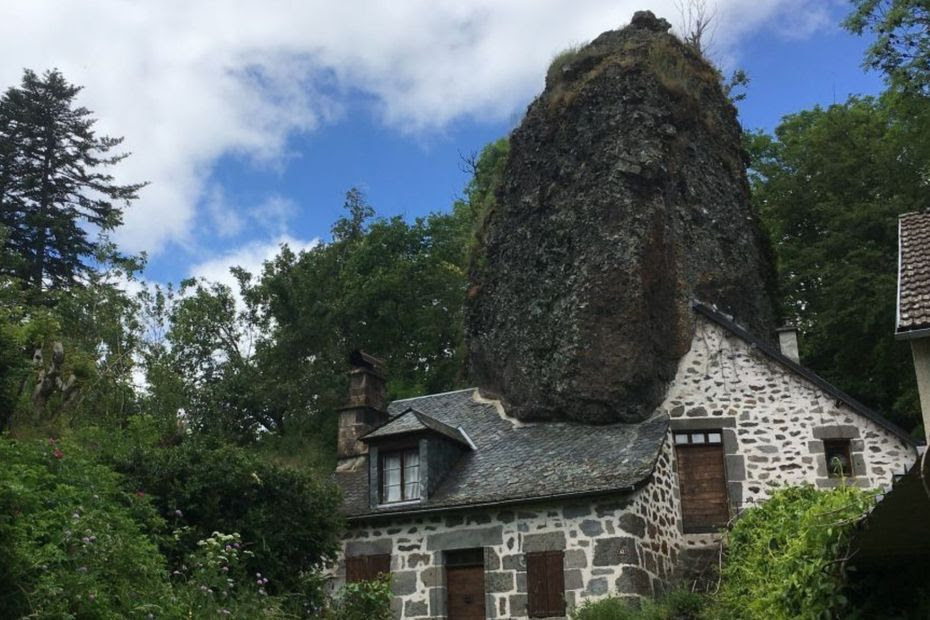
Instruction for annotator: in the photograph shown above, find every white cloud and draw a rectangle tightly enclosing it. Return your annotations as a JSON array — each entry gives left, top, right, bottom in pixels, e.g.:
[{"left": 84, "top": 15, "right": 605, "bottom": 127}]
[
  {"left": 189, "top": 235, "right": 319, "bottom": 293},
  {"left": 251, "top": 195, "right": 298, "bottom": 236},
  {"left": 0, "top": 1, "right": 834, "bottom": 255},
  {"left": 204, "top": 185, "right": 246, "bottom": 239}
]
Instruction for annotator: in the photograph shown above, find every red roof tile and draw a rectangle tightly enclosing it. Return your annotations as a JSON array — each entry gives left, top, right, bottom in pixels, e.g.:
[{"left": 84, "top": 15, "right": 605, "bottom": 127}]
[{"left": 897, "top": 212, "right": 930, "bottom": 334}]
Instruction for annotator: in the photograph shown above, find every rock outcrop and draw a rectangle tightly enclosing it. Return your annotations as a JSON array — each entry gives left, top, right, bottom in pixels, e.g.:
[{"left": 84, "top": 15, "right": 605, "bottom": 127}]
[{"left": 465, "top": 11, "right": 776, "bottom": 424}]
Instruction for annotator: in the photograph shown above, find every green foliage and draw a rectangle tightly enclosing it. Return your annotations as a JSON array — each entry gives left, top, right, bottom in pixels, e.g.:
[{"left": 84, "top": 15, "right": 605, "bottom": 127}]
[
  {"left": 80, "top": 424, "right": 344, "bottom": 602},
  {"left": 171, "top": 531, "right": 290, "bottom": 619},
  {"left": 571, "top": 588, "right": 705, "bottom": 620},
  {"left": 324, "top": 576, "right": 393, "bottom": 620},
  {"left": 845, "top": 0, "right": 930, "bottom": 94},
  {"left": 0, "top": 436, "right": 172, "bottom": 618},
  {"left": 0, "top": 69, "right": 145, "bottom": 291},
  {"left": 748, "top": 94, "right": 930, "bottom": 433},
  {"left": 709, "top": 485, "right": 874, "bottom": 620},
  {"left": 242, "top": 187, "right": 472, "bottom": 449}
]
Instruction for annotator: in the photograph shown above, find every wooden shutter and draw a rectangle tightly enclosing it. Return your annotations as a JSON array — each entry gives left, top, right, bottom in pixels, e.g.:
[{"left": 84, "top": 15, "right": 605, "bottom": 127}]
[
  {"left": 526, "top": 550, "right": 564, "bottom": 618},
  {"left": 545, "top": 551, "right": 565, "bottom": 616},
  {"left": 677, "top": 442, "right": 729, "bottom": 532},
  {"left": 346, "top": 554, "right": 391, "bottom": 583},
  {"left": 369, "top": 554, "right": 391, "bottom": 579},
  {"left": 346, "top": 556, "right": 366, "bottom": 583}
]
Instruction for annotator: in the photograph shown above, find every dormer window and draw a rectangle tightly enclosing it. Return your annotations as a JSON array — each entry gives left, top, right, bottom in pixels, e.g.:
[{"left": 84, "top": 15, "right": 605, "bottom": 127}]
[{"left": 381, "top": 448, "right": 420, "bottom": 503}]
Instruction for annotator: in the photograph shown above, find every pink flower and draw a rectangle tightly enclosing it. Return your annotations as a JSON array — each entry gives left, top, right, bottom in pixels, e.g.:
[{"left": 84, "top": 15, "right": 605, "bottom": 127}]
[{"left": 52, "top": 449, "right": 64, "bottom": 460}]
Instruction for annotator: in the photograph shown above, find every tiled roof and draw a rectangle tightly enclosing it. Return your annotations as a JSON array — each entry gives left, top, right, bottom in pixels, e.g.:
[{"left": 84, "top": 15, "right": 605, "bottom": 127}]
[
  {"left": 361, "top": 407, "right": 471, "bottom": 446},
  {"left": 897, "top": 212, "right": 930, "bottom": 335},
  {"left": 337, "top": 389, "right": 668, "bottom": 519}
]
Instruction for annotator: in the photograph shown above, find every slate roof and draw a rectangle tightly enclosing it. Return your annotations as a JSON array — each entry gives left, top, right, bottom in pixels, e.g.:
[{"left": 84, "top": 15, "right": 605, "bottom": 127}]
[
  {"left": 337, "top": 389, "right": 669, "bottom": 519},
  {"left": 897, "top": 212, "right": 930, "bottom": 336},
  {"left": 361, "top": 407, "right": 471, "bottom": 447},
  {"left": 694, "top": 302, "right": 915, "bottom": 445}
]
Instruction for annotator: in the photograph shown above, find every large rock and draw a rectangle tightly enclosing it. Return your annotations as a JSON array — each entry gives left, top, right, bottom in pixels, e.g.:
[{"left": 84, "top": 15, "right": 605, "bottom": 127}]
[{"left": 465, "top": 11, "right": 776, "bottom": 423}]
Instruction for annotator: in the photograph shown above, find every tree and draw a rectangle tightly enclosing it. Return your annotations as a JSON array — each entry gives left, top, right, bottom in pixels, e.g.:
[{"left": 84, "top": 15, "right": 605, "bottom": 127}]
[
  {"left": 0, "top": 69, "right": 145, "bottom": 292},
  {"left": 747, "top": 95, "right": 930, "bottom": 432},
  {"left": 846, "top": 1, "right": 930, "bottom": 93},
  {"left": 675, "top": 0, "right": 717, "bottom": 57}
]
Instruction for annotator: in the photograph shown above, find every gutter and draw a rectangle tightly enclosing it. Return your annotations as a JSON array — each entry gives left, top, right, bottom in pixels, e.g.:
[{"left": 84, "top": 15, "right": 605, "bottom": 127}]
[{"left": 345, "top": 481, "right": 644, "bottom": 523}]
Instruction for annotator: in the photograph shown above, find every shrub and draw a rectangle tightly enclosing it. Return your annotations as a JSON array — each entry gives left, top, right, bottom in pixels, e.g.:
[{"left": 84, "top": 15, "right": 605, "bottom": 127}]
[
  {"left": 172, "top": 531, "right": 289, "bottom": 619},
  {"left": 325, "top": 576, "right": 392, "bottom": 620},
  {"left": 571, "top": 588, "right": 704, "bottom": 620},
  {"left": 572, "top": 595, "right": 640, "bottom": 620},
  {"left": 81, "top": 425, "right": 344, "bottom": 605},
  {"left": 708, "top": 484, "right": 874, "bottom": 619},
  {"left": 0, "top": 436, "right": 172, "bottom": 618}
]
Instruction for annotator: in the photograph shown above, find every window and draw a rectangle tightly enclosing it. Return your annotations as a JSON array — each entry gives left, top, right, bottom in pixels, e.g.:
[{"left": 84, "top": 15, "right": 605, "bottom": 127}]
[
  {"left": 526, "top": 551, "right": 565, "bottom": 618},
  {"left": 346, "top": 554, "right": 390, "bottom": 583},
  {"left": 824, "top": 439, "right": 853, "bottom": 477},
  {"left": 674, "top": 430, "right": 722, "bottom": 446},
  {"left": 380, "top": 447, "right": 420, "bottom": 503}
]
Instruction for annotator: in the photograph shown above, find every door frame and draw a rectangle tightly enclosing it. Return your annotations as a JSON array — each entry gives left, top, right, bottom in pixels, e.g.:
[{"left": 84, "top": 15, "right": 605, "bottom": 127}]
[{"left": 444, "top": 548, "right": 487, "bottom": 620}]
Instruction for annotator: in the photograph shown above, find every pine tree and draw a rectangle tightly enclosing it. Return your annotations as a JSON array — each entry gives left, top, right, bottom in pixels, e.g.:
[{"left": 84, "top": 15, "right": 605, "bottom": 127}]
[{"left": 0, "top": 69, "right": 145, "bottom": 292}]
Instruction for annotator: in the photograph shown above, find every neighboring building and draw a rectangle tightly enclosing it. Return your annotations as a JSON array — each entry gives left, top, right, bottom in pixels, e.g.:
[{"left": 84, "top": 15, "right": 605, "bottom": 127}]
[
  {"left": 847, "top": 210, "right": 930, "bottom": 571},
  {"left": 332, "top": 303, "right": 917, "bottom": 619},
  {"left": 896, "top": 211, "right": 930, "bottom": 442}
]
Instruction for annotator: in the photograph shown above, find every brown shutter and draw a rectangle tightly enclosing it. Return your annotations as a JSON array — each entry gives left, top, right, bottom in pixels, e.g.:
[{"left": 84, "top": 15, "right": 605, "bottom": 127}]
[
  {"left": 346, "top": 554, "right": 391, "bottom": 583},
  {"left": 346, "top": 556, "right": 365, "bottom": 583},
  {"left": 526, "top": 552, "right": 548, "bottom": 618},
  {"left": 545, "top": 551, "right": 565, "bottom": 616},
  {"left": 369, "top": 554, "right": 391, "bottom": 579}
]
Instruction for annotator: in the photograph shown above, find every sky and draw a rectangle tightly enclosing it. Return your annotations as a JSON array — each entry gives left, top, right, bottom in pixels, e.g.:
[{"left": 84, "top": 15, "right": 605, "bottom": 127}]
[{"left": 0, "top": 0, "right": 885, "bottom": 290}]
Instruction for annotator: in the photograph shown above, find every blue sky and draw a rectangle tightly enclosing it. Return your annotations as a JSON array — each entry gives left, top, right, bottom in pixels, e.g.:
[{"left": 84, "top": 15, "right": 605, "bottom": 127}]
[{"left": 0, "top": 1, "right": 886, "bottom": 288}]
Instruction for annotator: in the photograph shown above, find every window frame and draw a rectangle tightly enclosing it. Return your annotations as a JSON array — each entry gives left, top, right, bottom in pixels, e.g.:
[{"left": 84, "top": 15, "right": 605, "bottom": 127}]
[
  {"left": 379, "top": 446, "right": 420, "bottom": 504},
  {"left": 526, "top": 550, "right": 565, "bottom": 618},
  {"left": 823, "top": 439, "right": 854, "bottom": 478}
]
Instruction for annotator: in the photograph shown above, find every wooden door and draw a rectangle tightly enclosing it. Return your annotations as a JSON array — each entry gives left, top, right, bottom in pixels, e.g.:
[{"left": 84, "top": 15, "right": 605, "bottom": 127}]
[
  {"left": 675, "top": 430, "right": 729, "bottom": 532},
  {"left": 446, "top": 564, "right": 486, "bottom": 620}
]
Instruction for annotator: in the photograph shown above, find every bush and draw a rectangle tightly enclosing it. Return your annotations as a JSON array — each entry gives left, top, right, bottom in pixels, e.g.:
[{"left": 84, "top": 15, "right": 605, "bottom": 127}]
[
  {"left": 0, "top": 436, "right": 172, "bottom": 618},
  {"left": 708, "top": 484, "right": 874, "bottom": 619},
  {"left": 571, "top": 588, "right": 704, "bottom": 620},
  {"left": 79, "top": 423, "right": 344, "bottom": 606},
  {"left": 325, "top": 576, "right": 392, "bottom": 620}
]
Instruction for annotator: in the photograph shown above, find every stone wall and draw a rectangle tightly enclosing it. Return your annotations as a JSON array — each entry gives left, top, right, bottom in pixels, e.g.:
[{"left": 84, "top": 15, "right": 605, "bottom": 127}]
[
  {"left": 331, "top": 314, "right": 917, "bottom": 617},
  {"left": 659, "top": 316, "right": 916, "bottom": 547},
  {"left": 333, "top": 444, "right": 681, "bottom": 619}
]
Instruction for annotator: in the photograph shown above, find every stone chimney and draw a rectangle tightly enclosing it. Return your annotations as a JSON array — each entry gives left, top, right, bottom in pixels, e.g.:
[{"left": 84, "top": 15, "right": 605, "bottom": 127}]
[
  {"left": 776, "top": 326, "right": 800, "bottom": 364},
  {"left": 336, "top": 350, "right": 389, "bottom": 460}
]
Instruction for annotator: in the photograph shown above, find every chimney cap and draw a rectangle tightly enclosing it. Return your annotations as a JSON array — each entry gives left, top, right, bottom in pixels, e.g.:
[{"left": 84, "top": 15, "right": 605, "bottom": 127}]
[
  {"left": 776, "top": 325, "right": 797, "bottom": 333},
  {"left": 349, "top": 349, "right": 386, "bottom": 373}
]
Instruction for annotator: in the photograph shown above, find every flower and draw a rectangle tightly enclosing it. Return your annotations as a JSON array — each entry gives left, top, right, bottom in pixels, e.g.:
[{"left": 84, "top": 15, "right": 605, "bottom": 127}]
[
  {"left": 174, "top": 509, "right": 183, "bottom": 518},
  {"left": 134, "top": 490, "right": 145, "bottom": 498},
  {"left": 52, "top": 448, "right": 64, "bottom": 460}
]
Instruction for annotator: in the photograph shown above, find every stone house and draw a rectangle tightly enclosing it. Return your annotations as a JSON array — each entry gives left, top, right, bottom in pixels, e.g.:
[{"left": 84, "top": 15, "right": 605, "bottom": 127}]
[{"left": 332, "top": 302, "right": 917, "bottom": 619}]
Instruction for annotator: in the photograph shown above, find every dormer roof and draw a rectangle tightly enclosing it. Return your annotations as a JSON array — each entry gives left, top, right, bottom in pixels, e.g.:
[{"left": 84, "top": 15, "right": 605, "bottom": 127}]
[{"left": 361, "top": 407, "right": 472, "bottom": 447}]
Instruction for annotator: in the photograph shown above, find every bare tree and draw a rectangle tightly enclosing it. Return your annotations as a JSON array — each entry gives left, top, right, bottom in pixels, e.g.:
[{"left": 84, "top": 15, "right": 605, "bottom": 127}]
[{"left": 675, "top": 0, "right": 718, "bottom": 57}]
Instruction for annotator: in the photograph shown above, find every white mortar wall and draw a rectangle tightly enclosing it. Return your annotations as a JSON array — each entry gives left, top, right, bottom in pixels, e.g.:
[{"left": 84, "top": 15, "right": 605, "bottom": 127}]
[{"left": 660, "top": 317, "right": 916, "bottom": 547}]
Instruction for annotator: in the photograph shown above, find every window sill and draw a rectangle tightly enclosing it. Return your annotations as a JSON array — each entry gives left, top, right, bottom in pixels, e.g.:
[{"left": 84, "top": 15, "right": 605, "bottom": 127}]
[{"left": 377, "top": 499, "right": 422, "bottom": 508}]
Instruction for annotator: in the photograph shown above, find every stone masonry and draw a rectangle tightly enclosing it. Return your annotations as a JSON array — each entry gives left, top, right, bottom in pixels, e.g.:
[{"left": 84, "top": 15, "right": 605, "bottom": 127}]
[
  {"left": 334, "top": 437, "right": 680, "bottom": 619},
  {"left": 332, "top": 311, "right": 917, "bottom": 617}
]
